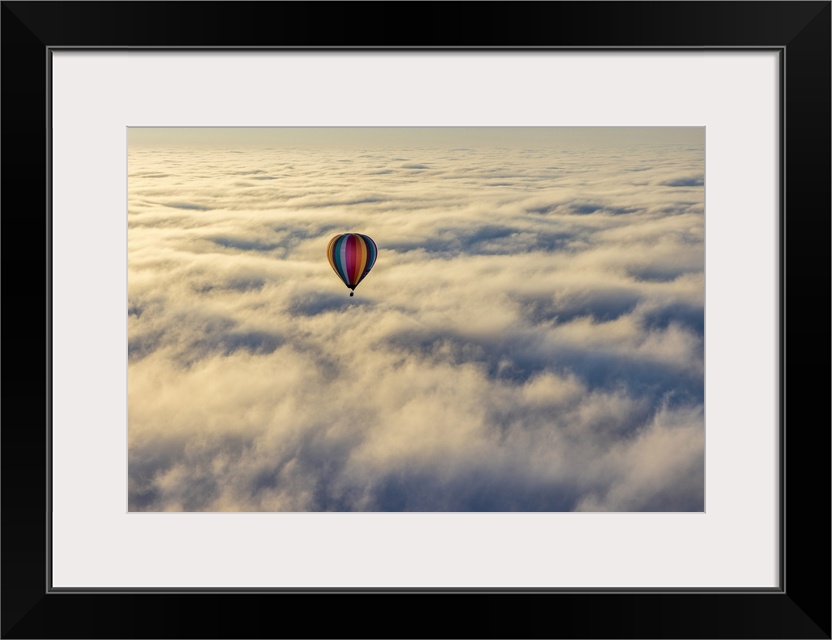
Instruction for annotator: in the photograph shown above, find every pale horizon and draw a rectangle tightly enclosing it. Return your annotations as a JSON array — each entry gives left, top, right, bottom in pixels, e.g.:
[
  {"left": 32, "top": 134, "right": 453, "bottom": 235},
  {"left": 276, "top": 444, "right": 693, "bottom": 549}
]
[{"left": 128, "top": 126, "right": 704, "bottom": 149}]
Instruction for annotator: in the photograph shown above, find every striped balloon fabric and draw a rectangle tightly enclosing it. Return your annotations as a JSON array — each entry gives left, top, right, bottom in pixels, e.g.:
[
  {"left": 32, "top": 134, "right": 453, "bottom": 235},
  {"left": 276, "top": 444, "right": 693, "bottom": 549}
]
[{"left": 326, "top": 233, "right": 378, "bottom": 296}]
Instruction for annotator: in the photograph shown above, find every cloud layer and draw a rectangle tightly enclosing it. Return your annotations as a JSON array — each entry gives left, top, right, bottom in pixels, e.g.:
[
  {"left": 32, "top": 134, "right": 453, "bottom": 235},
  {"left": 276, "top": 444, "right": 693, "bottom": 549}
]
[{"left": 128, "top": 129, "right": 705, "bottom": 511}]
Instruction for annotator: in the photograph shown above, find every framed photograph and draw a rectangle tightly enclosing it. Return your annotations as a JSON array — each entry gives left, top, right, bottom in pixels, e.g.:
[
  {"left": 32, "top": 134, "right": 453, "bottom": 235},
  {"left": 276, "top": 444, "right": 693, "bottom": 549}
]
[{"left": 3, "top": 2, "right": 829, "bottom": 638}]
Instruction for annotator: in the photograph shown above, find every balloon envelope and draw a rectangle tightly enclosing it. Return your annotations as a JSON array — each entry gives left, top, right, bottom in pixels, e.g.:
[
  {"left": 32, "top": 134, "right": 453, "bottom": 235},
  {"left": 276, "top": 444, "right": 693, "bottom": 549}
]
[{"left": 326, "top": 233, "right": 377, "bottom": 292}]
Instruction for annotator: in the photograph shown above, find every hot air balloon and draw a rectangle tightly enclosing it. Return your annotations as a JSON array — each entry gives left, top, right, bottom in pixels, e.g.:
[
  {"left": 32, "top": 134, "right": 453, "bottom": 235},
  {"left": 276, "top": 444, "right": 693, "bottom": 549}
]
[{"left": 326, "top": 233, "right": 377, "bottom": 296}]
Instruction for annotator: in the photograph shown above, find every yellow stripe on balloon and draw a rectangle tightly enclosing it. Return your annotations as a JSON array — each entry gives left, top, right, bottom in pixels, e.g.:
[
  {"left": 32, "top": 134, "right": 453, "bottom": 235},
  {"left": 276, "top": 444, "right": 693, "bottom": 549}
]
[
  {"left": 354, "top": 236, "right": 368, "bottom": 284},
  {"left": 326, "top": 235, "right": 341, "bottom": 276}
]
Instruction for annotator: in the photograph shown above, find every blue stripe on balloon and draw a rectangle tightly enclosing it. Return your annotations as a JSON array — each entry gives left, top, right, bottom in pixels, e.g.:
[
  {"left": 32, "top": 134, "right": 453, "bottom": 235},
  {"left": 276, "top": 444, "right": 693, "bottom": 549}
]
[
  {"left": 335, "top": 235, "right": 350, "bottom": 284},
  {"left": 358, "top": 234, "right": 376, "bottom": 282}
]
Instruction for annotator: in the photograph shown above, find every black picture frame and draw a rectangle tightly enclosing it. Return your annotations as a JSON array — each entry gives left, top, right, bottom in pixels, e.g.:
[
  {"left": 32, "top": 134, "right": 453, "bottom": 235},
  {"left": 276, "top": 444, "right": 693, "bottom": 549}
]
[{"left": 2, "top": 2, "right": 829, "bottom": 638}]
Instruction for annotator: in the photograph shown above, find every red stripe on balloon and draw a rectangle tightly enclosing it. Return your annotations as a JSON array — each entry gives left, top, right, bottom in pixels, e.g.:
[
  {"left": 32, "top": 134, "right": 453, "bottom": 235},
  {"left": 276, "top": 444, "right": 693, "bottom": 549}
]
[{"left": 345, "top": 234, "right": 357, "bottom": 285}]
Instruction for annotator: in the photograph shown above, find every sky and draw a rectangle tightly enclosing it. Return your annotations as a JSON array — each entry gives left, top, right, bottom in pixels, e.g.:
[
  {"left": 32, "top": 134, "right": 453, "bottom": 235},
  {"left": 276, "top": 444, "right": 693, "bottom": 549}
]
[{"left": 127, "top": 127, "right": 705, "bottom": 512}]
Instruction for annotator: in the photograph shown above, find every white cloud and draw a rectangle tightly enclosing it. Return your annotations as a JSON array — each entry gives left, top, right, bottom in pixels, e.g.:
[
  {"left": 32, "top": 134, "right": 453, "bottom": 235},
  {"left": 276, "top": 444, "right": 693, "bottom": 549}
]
[{"left": 128, "top": 130, "right": 704, "bottom": 512}]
